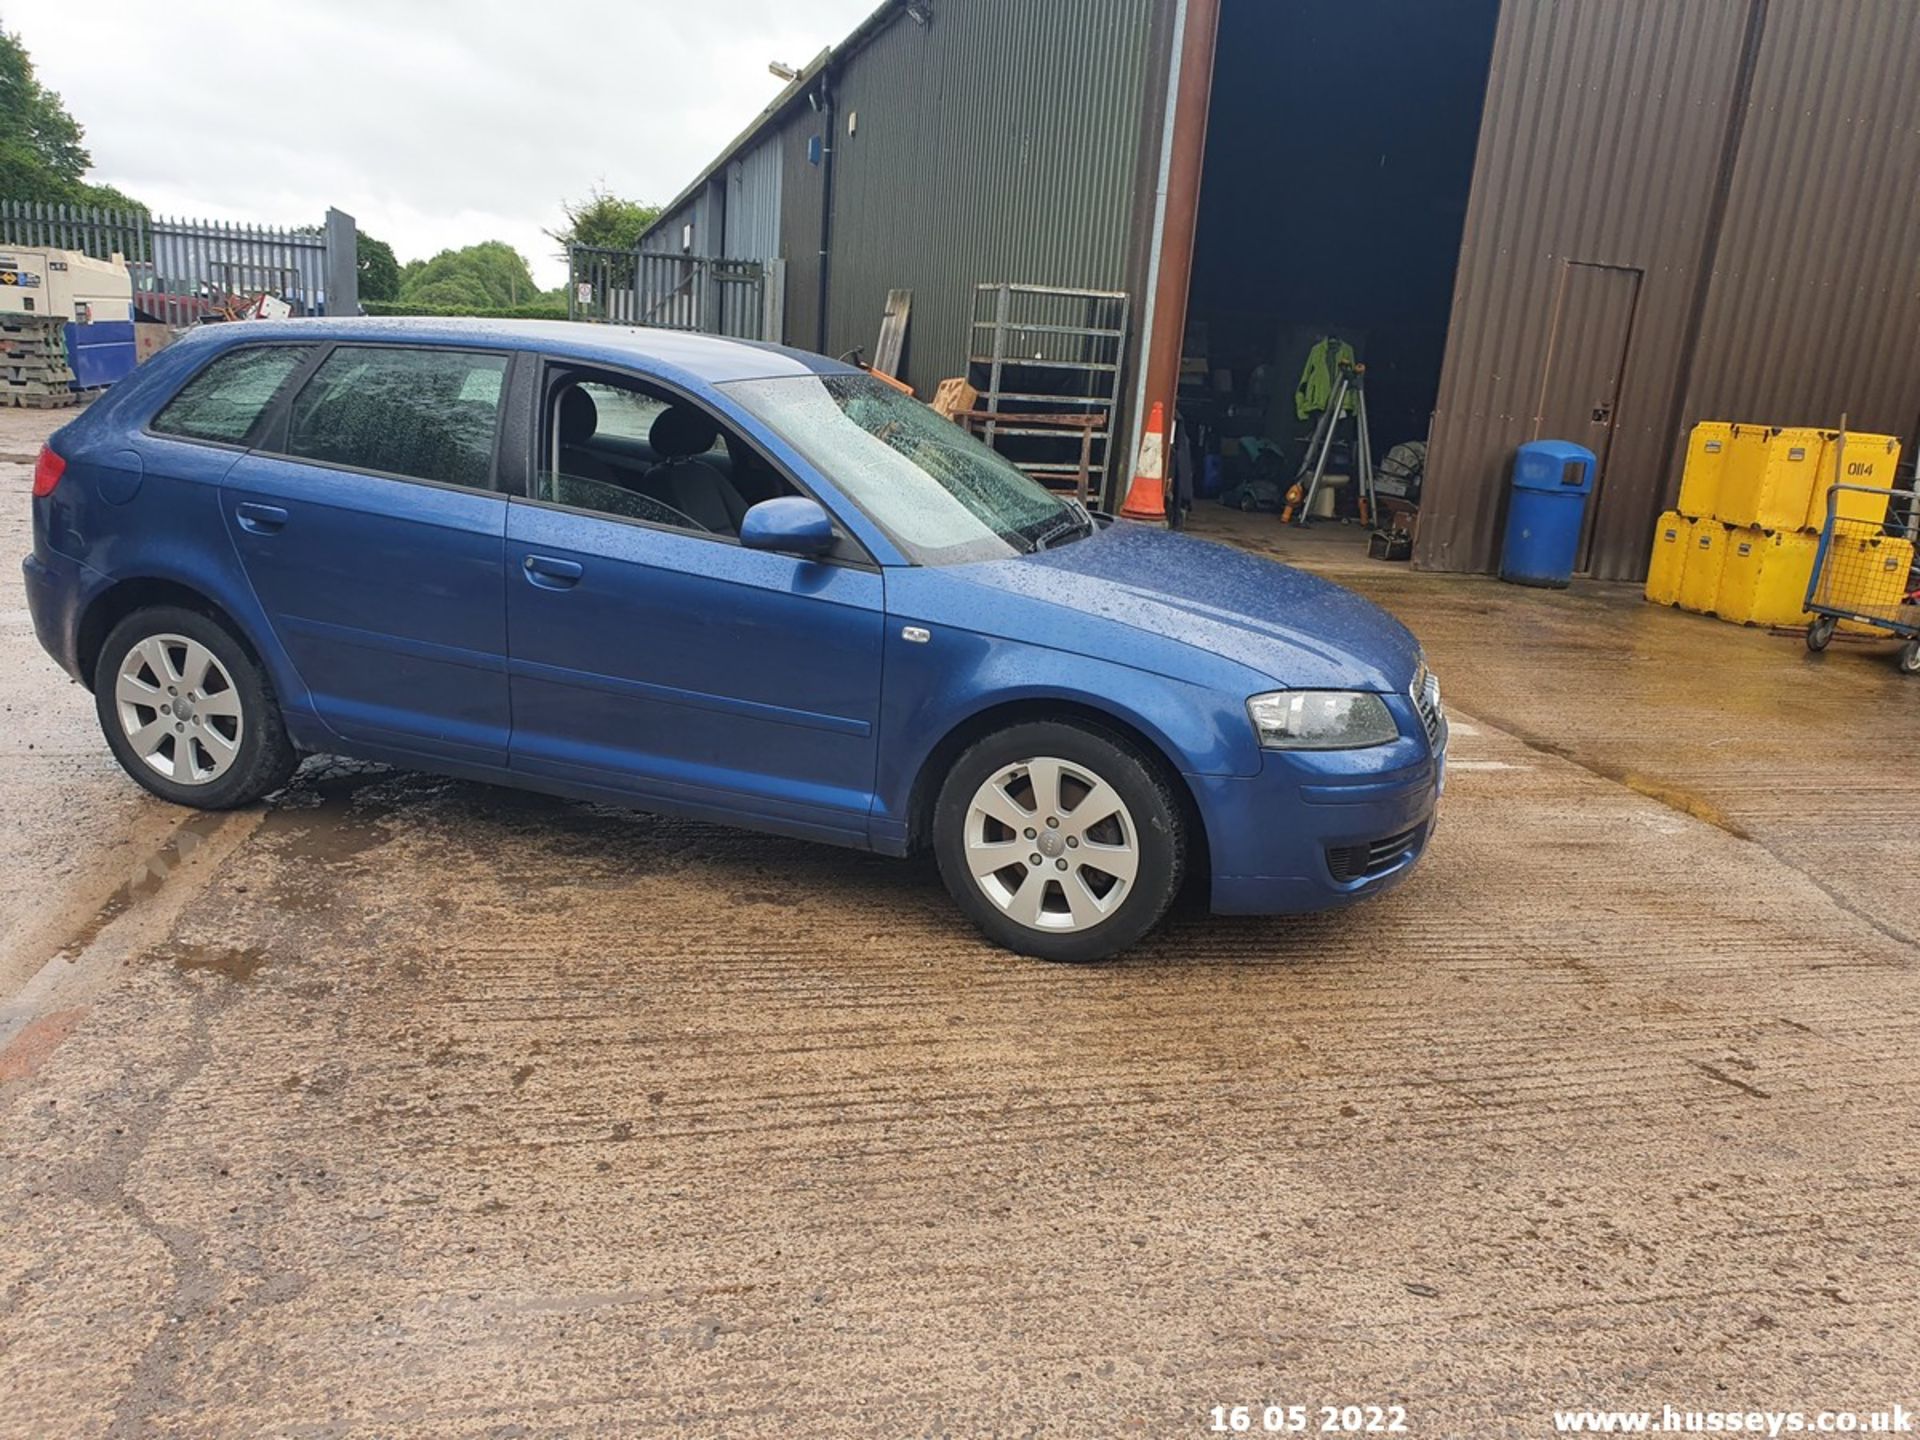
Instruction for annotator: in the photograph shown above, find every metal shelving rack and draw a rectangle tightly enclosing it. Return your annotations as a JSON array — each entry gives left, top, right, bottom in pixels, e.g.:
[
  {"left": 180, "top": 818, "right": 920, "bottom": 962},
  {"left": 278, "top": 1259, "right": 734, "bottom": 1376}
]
[{"left": 969, "top": 283, "right": 1130, "bottom": 504}]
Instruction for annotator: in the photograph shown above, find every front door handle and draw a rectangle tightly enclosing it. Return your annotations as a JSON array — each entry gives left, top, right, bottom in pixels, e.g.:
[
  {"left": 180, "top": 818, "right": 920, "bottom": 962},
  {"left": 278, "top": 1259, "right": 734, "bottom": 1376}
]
[
  {"left": 235, "top": 502, "right": 288, "bottom": 535},
  {"left": 522, "top": 554, "right": 584, "bottom": 590}
]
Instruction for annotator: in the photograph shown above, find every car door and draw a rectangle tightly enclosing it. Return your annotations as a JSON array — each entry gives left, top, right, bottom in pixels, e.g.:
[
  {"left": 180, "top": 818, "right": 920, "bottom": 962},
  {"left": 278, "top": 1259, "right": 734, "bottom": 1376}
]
[
  {"left": 504, "top": 366, "right": 885, "bottom": 843},
  {"left": 222, "top": 343, "right": 516, "bottom": 765}
]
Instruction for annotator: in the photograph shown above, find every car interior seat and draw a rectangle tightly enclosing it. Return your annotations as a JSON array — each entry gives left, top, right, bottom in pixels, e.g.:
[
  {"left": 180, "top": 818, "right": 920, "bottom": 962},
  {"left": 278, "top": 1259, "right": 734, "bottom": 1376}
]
[
  {"left": 557, "top": 387, "right": 625, "bottom": 487},
  {"left": 645, "top": 405, "right": 751, "bottom": 534}
]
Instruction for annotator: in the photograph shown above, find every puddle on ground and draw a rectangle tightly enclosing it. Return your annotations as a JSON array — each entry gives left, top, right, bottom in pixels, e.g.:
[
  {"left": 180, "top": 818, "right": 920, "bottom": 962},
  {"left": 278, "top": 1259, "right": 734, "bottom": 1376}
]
[
  {"left": 259, "top": 764, "right": 401, "bottom": 865},
  {"left": 169, "top": 943, "right": 269, "bottom": 983},
  {"left": 56, "top": 810, "right": 232, "bottom": 961}
]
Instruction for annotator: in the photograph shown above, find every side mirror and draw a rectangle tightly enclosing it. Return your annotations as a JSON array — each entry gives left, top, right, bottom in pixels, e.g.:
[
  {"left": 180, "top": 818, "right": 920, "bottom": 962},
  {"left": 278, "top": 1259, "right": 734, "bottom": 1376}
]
[{"left": 740, "top": 496, "right": 836, "bottom": 557}]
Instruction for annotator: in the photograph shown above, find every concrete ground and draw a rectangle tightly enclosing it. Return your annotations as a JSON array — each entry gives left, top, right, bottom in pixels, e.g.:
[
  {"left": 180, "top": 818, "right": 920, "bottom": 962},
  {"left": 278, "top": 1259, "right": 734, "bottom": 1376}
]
[{"left": 2, "top": 413, "right": 1916, "bottom": 1437}]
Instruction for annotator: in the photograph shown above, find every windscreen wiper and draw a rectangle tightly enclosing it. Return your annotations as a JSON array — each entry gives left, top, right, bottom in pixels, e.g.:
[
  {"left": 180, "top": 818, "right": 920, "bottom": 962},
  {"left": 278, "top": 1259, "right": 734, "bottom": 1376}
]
[{"left": 1030, "top": 501, "right": 1095, "bottom": 551}]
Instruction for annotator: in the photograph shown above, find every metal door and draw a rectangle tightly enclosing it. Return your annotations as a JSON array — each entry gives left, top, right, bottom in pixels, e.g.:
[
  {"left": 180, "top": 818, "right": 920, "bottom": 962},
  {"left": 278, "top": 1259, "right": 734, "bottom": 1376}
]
[
  {"left": 1532, "top": 261, "right": 1642, "bottom": 572},
  {"left": 223, "top": 454, "right": 510, "bottom": 763},
  {"left": 503, "top": 504, "right": 885, "bottom": 845}
]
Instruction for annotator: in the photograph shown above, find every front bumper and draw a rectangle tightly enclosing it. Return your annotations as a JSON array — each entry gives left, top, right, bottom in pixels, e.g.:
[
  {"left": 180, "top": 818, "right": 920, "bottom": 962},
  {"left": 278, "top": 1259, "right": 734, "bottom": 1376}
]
[{"left": 1191, "top": 734, "right": 1445, "bottom": 916}]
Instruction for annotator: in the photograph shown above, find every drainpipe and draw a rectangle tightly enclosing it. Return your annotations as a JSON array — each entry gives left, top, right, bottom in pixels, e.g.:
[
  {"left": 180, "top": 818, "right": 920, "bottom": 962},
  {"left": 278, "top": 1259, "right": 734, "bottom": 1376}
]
[
  {"left": 815, "top": 73, "right": 836, "bottom": 354},
  {"left": 1128, "top": 0, "right": 1221, "bottom": 481}
]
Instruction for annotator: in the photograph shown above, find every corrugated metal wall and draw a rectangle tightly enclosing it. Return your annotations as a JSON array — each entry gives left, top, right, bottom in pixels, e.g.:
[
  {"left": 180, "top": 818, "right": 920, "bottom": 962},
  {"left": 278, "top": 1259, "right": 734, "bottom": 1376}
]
[
  {"left": 641, "top": 196, "right": 700, "bottom": 256},
  {"left": 722, "top": 139, "right": 784, "bottom": 263},
  {"left": 1685, "top": 0, "right": 1920, "bottom": 446},
  {"left": 1423, "top": 0, "right": 1920, "bottom": 581},
  {"left": 1420, "top": 0, "right": 1755, "bottom": 579},
  {"left": 797, "top": 0, "right": 1156, "bottom": 395},
  {"left": 777, "top": 110, "right": 829, "bottom": 349}
]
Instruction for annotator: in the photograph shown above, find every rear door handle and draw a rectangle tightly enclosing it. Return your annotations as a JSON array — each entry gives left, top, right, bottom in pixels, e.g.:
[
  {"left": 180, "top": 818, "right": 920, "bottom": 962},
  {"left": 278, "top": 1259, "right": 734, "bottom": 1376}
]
[
  {"left": 522, "top": 554, "right": 584, "bottom": 590},
  {"left": 235, "top": 502, "right": 288, "bottom": 535}
]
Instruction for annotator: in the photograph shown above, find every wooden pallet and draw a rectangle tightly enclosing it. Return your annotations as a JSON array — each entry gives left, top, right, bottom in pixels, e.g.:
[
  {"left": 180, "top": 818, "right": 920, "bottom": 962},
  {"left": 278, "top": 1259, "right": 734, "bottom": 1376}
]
[{"left": 0, "top": 389, "right": 77, "bottom": 409}]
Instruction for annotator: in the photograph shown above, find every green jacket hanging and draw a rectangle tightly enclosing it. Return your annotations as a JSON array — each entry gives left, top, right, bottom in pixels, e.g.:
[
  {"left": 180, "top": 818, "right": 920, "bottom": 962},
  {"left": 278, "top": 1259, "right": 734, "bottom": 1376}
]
[{"left": 1295, "top": 337, "right": 1357, "bottom": 420}]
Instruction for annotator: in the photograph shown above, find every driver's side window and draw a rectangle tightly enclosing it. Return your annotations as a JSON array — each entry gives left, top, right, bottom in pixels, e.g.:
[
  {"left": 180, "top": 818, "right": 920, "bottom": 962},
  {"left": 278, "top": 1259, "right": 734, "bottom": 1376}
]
[{"left": 533, "top": 368, "right": 791, "bottom": 540}]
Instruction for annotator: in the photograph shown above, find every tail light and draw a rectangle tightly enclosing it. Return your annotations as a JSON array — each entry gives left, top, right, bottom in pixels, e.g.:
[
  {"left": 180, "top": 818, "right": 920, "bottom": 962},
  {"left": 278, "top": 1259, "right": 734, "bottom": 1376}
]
[{"left": 31, "top": 444, "right": 65, "bottom": 499}]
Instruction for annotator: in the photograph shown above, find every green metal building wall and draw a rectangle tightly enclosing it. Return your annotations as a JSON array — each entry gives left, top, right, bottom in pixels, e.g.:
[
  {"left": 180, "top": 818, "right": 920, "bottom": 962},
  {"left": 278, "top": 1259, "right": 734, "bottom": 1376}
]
[{"left": 780, "top": 0, "right": 1160, "bottom": 397}]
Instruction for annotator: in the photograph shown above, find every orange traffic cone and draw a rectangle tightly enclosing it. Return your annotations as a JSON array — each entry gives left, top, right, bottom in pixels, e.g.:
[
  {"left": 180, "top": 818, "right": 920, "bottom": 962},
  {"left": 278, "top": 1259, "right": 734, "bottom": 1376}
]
[{"left": 1119, "top": 401, "right": 1169, "bottom": 522}]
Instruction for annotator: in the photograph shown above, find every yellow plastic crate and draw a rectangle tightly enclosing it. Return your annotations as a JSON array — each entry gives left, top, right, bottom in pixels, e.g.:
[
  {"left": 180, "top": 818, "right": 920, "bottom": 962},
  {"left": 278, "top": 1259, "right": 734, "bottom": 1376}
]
[
  {"left": 1717, "top": 426, "right": 1821, "bottom": 531},
  {"left": 1644, "top": 510, "right": 1689, "bottom": 605},
  {"left": 1715, "top": 526, "right": 1816, "bottom": 626},
  {"left": 1806, "top": 431, "right": 1902, "bottom": 530},
  {"left": 1820, "top": 534, "right": 1915, "bottom": 616},
  {"left": 1676, "top": 423, "right": 1733, "bottom": 520},
  {"left": 1678, "top": 520, "right": 1730, "bottom": 614},
  {"left": 1713, "top": 424, "right": 1772, "bottom": 527}
]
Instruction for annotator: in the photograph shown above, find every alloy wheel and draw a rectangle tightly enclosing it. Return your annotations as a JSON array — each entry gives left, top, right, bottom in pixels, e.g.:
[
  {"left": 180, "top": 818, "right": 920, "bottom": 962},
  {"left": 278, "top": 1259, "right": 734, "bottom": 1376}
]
[
  {"left": 114, "top": 633, "right": 245, "bottom": 786},
  {"left": 963, "top": 755, "right": 1138, "bottom": 932}
]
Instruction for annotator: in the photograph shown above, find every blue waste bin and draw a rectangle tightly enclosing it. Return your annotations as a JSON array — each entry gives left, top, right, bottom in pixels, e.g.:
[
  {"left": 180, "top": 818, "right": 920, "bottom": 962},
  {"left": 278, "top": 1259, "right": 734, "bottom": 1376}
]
[{"left": 1500, "top": 440, "right": 1597, "bottom": 588}]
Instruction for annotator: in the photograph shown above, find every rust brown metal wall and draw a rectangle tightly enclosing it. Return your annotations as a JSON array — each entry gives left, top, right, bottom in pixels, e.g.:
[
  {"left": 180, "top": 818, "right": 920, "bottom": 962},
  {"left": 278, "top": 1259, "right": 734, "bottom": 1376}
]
[
  {"left": 1424, "top": 0, "right": 1920, "bottom": 581},
  {"left": 1684, "top": 0, "right": 1920, "bottom": 447},
  {"left": 1420, "top": 0, "right": 1755, "bottom": 578}
]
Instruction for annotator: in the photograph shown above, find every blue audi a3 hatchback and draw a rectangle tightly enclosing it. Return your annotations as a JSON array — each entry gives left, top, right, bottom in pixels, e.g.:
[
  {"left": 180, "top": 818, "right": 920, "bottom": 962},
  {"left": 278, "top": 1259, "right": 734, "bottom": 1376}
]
[{"left": 24, "top": 319, "right": 1443, "bottom": 961}]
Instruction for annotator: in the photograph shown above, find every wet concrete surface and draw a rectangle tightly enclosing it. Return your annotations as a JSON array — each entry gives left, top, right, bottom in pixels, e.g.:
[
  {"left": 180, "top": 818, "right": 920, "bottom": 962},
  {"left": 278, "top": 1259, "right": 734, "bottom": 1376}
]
[
  {"left": 2, "top": 423, "right": 1916, "bottom": 1436},
  {"left": 0, "top": 404, "right": 203, "bottom": 1002},
  {"left": 1187, "top": 507, "right": 1920, "bottom": 945}
]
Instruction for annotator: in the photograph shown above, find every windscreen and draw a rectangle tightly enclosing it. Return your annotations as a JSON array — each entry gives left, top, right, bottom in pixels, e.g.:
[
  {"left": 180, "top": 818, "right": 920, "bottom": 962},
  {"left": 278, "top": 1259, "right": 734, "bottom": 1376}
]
[{"left": 723, "top": 373, "right": 1089, "bottom": 565}]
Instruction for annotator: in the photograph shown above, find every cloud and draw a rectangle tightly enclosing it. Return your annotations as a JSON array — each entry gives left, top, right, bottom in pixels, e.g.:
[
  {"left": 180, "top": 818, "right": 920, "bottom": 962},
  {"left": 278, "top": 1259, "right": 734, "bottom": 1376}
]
[{"left": 19, "top": 0, "right": 874, "bottom": 288}]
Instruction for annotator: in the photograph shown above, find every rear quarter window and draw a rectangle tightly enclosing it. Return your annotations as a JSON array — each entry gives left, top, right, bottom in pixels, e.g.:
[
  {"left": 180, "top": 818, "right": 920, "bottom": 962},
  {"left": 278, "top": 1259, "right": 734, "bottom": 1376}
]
[{"left": 150, "top": 345, "right": 309, "bottom": 444}]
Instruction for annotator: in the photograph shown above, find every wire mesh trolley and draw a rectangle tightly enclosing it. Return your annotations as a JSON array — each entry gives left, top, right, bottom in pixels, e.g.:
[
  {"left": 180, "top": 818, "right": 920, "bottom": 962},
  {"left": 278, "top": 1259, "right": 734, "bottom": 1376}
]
[{"left": 1803, "top": 483, "right": 1920, "bottom": 674}]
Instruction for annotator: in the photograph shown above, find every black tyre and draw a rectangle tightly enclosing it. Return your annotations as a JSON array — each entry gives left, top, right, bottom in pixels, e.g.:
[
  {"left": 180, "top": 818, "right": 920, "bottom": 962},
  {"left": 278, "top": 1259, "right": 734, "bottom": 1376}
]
[
  {"left": 1806, "top": 615, "right": 1837, "bottom": 652},
  {"left": 933, "top": 720, "right": 1185, "bottom": 962},
  {"left": 1899, "top": 638, "right": 1920, "bottom": 675},
  {"left": 93, "top": 605, "right": 298, "bottom": 809}
]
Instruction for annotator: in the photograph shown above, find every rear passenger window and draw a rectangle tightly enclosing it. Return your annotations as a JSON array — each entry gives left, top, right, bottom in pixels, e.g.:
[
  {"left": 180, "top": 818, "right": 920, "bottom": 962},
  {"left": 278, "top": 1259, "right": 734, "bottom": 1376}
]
[
  {"left": 282, "top": 346, "right": 509, "bottom": 490},
  {"left": 151, "top": 345, "right": 308, "bottom": 444}
]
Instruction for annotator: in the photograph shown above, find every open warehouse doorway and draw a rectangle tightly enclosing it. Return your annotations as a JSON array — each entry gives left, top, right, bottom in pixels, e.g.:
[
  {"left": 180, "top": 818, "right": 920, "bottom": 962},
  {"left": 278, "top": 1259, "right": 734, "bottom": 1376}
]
[{"left": 1176, "top": 0, "right": 1499, "bottom": 547}]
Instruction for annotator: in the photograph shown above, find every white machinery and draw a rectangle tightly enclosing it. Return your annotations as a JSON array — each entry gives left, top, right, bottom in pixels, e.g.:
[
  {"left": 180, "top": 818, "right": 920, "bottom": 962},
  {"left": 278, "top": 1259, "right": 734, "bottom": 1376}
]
[{"left": 0, "top": 246, "right": 134, "bottom": 323}]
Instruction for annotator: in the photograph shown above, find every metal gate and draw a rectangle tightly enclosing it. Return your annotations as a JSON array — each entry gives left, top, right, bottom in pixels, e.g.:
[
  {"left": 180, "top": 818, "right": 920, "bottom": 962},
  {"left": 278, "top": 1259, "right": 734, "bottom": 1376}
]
[
  {"left": 567, "top": 245, "right": 775, "bottom": 340},
  {"left": 0, "top": 201, "right": 352, "bottom": 323}
]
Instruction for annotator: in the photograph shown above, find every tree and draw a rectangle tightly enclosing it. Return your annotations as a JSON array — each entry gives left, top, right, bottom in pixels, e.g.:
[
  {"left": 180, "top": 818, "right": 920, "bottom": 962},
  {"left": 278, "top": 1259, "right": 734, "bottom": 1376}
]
[
  {"left": 397, "top": 241, "right": 538, "bottom": 310},
  {"left": 0, "top": 27, "right": 86, "bottom": 182},
  {"left": 0, "top": 24, "right": 139, "bottom": 212},
  {"left": 357, "top": 232, "right": 400, "bottom": 303},
  {"left": 549, "top": 188, "right": 662, "bottom": 253}
]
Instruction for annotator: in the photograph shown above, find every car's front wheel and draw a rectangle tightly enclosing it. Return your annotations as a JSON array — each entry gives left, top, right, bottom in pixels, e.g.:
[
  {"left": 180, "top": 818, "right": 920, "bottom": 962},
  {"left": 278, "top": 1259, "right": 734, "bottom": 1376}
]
[
  {"left": 93, "top": 605, "right": 298, "bottom": 809},
  {"left": 933, "top": 720, "right": 1185, "bottom": 962}
]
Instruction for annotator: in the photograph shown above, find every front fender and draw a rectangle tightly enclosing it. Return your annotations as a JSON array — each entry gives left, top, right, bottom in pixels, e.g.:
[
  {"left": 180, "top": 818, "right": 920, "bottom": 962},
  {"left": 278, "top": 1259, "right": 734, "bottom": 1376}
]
[{"left": 871, "top": 614, "right": 1262, "bottom": 850}]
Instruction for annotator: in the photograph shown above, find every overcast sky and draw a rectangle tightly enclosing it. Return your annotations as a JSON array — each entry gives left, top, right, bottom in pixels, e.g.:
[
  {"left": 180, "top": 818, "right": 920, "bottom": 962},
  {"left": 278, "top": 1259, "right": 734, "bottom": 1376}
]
[{"left": 17, "top": 0, "right": 875, "bottom": 289}]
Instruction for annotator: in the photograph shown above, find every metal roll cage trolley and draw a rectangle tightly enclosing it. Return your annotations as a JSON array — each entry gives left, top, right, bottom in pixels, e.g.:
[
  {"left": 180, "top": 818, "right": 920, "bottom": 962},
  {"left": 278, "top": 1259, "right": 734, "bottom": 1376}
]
[{"left": 1803, "top": 480, "right": 1920, "bottom": 675}]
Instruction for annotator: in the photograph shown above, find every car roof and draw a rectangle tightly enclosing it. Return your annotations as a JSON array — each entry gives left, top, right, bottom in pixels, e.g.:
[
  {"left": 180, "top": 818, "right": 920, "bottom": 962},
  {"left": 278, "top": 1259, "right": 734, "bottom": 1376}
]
[{"left": 182, "top": 316, "right": 861, "bottom": 388}]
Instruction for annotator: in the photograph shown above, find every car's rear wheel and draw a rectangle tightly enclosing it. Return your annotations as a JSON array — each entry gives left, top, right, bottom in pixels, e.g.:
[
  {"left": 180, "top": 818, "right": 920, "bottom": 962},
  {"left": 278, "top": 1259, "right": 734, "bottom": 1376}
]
[
  {"left": 933, "top": 720, "right": 1185, "bottom": 962},
  {"left": 94, "top": 605, "right": 297, "bottom": 809}
]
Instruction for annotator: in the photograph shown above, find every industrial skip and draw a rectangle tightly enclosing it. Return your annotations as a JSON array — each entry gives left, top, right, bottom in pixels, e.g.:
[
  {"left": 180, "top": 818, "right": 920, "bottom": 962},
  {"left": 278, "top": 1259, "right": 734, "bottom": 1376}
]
[{"left": 1802, "top": 483, "right": 1920, "bottom": 674}]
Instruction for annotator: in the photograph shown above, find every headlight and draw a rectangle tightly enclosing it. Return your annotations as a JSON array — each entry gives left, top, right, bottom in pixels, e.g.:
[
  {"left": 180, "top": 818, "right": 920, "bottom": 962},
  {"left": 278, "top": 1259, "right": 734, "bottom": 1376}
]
[{"left": 1247, "top": 690, "right": 1399, "bottom": 750}]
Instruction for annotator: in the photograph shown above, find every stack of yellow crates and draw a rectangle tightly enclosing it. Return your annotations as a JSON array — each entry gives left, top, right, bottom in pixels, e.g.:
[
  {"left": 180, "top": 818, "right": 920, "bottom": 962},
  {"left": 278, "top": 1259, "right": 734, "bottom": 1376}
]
[{"left": 1646, "top": 421, "right": 1908, "bottom": 627}]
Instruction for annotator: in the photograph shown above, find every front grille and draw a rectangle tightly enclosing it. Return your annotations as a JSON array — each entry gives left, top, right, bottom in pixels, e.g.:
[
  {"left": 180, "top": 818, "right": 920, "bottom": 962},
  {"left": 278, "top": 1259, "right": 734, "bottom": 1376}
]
[
  {"left": 1413, "top": 666, "right": 1445, "bottom": 751},
  {"left": 1326, "top": 825, "right": 1423, "bottom": 883}
]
